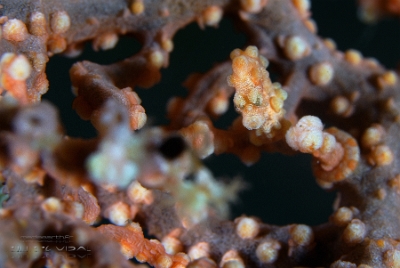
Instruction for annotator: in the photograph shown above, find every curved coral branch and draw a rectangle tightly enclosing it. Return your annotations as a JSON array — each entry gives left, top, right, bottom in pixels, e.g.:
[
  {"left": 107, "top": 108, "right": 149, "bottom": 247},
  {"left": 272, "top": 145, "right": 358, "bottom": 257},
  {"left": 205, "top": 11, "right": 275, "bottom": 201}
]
[{"left": 1, "top": 0, "right": 400, "bottom": 267}]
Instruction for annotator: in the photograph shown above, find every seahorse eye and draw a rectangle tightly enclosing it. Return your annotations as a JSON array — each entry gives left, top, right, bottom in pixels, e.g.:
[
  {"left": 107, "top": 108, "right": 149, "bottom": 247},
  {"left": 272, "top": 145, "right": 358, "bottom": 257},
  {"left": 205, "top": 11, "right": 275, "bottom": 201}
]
[{"left": 158, "top": 135, "right": 186, "bottom": 160}]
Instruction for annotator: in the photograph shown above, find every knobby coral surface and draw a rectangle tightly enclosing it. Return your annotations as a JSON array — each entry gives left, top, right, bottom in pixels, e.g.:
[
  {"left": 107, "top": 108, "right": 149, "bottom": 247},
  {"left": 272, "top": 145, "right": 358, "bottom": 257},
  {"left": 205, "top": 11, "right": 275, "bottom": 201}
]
[{"left": 1, "top": 0, "right": 400, "bottom": 267}]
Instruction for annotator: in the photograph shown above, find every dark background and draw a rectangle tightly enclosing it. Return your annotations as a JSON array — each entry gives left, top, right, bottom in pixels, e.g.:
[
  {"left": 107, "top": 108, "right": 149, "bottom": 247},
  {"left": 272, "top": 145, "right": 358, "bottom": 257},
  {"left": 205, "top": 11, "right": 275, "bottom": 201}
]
[{"left": 43, "top": 0, "right": 400, "bottom": 226}]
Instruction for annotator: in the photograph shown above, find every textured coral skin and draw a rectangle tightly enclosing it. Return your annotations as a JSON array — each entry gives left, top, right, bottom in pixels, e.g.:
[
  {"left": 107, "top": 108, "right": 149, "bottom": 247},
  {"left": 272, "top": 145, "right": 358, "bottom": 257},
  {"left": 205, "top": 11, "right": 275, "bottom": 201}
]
[{"left": 1, "top": 0, "right": 400, "bottom": 267}]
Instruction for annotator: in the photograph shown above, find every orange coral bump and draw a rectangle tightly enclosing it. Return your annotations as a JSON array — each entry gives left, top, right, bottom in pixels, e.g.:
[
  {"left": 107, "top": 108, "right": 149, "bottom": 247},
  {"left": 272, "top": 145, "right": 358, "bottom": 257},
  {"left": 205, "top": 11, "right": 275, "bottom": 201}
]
[{"left": 0, "top": 53, "right": 32, "bottom": 104}]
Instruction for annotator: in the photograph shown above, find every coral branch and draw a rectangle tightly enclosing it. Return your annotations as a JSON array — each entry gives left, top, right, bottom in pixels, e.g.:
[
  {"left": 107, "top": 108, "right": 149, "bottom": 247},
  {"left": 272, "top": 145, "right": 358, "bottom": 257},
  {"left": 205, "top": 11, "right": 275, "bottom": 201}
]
[
  {"left": 97, "top": 222, "right": 190, "bottom": 267},
  {"left": 1, "top": 0, "right": 400, "bottom": 267}
]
